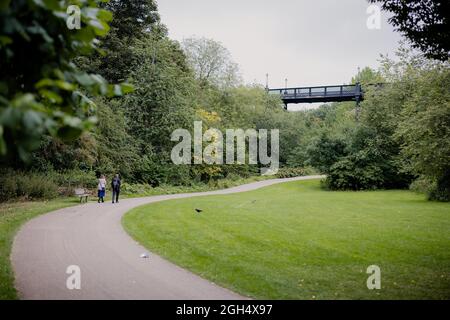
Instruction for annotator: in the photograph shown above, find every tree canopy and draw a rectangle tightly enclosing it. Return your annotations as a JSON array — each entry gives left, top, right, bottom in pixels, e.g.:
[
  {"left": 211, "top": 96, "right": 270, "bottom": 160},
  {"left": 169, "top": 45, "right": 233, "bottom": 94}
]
[
  {"left": 369, "top": 0, "right": 450, "bottom": 61},
  {"left": 181, "top": 37, "right": 242, "bottom": 89}
]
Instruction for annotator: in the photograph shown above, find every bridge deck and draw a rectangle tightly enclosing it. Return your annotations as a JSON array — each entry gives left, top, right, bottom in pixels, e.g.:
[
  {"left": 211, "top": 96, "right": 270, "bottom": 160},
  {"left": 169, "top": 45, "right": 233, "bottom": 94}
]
[{"left": 268, "top": 84, "right": 364, "bottom": 105}]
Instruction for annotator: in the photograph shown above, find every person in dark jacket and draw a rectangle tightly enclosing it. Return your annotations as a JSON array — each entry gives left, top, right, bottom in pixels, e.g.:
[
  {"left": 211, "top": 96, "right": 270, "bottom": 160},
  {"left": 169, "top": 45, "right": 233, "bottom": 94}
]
[{"left": 111, "top": 173, "right": 121, "bottom": 203}]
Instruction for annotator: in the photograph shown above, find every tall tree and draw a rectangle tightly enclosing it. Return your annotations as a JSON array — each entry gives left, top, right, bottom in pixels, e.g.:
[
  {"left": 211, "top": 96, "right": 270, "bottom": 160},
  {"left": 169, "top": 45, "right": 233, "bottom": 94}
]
[
  {"left": 85, "top": 0, "right": 165, "bottom": 83},
  {"left": 181, "top": 37, "right": 242, "bottom": 88},
  {"left": 395, "top": 64, "right": 450, "bottom": 201},
  {"left": 122, "top": 35, "right": 197, "bottom": 184}
]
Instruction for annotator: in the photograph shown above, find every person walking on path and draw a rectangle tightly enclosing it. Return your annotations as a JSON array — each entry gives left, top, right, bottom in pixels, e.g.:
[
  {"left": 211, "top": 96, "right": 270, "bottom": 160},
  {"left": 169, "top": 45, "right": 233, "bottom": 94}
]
[
  {"left": 111, "top": 173, "right": 121, "bottom": 204},
  {"left": 97, "top": 175, "right": 106, "bottom": 203}
]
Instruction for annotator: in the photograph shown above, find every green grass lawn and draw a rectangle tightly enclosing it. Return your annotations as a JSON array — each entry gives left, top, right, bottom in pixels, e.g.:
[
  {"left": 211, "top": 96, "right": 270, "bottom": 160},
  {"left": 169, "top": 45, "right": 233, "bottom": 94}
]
[
  {"left": 123, "top": 179, "right": 450, "bottom": 300},
  {"left": 0, "top": 198, "right": 79, "bottom": 299}
]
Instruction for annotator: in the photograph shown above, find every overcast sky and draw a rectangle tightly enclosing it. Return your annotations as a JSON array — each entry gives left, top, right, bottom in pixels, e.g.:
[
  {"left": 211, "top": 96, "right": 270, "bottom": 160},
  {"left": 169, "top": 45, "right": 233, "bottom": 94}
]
[{"left": 157, "top": 0, "right": 402, "bottom": 89}]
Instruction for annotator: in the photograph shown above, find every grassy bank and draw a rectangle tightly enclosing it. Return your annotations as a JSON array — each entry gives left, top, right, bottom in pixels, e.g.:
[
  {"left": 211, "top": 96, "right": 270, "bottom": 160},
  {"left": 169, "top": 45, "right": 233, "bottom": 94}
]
[{"left": 123, "top": 179, "right": 450, "bottom": 299}]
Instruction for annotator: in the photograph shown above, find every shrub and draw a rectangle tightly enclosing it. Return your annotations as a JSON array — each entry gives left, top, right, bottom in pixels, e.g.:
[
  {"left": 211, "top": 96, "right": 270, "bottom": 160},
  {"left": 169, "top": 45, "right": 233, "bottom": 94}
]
[
  {"left": 429, "top": 172, "right": 450, "bottom": 202},
  {"left": 429, "top": 186, "right": 450, "bottom": 202},
  {"left": 409, "top": 176, "right": 435, "bottom": 194},
  {"left": 222, "top": 164, "right": 258, "bottom": 179},
  {"left": 0, "top": 174, "right": 18, "bottom": 201},
  {"left": 0, "top": 170, "right": 58, "bottom": 202},
  {"left": 212, "top": 179, "right": 235, "bottom": 190},
  {"left": 50, "top": 170, "right": 98, "bottom": 189},
  {"left": 323, "top": 138, "right": 413, "bottom": 190},
  {"left": 121, "top": 183, "right": 154, "bottom": 195},
  {"left": 306, "top": 134, "right": 348, "bottom": 173},
  {"left": 411, "top": 175, "right": 450, "bottom": 202},
  {"left": 275, "top": 167, "right": 312, "bottom": 179},
  {"left": 225, "top": 173, "right": 241, "bottom": 181},
  {"left": 325, "top": 156, "right": 384, "bottom": 190},
  {"left": 20, "top": 175, "right": 58, "bottom": 199}
]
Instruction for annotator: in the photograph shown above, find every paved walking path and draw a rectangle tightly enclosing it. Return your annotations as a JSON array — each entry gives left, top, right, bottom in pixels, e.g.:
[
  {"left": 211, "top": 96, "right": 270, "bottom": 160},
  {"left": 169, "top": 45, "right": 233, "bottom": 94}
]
[{"left": 12, "top": 176, "right": 323, "bottom": 299}]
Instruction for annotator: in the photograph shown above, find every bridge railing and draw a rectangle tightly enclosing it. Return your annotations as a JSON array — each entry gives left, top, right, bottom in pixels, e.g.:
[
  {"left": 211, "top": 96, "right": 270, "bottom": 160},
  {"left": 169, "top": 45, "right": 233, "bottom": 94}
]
[{"left": 268, "top": 84, "right": 361, "bottom": 98}]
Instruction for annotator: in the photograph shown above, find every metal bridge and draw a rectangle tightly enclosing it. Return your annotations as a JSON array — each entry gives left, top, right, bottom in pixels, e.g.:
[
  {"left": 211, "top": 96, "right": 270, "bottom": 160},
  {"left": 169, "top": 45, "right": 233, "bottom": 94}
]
[{"left": 268, "top": 83, "right": 364, "bottom": 108}]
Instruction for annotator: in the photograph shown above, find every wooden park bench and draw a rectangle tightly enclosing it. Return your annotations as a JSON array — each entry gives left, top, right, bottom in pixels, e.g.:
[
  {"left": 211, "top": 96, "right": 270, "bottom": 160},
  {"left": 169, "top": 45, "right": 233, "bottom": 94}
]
[{"left": 74, "top": 188, "right": 90, "bottom": 203}]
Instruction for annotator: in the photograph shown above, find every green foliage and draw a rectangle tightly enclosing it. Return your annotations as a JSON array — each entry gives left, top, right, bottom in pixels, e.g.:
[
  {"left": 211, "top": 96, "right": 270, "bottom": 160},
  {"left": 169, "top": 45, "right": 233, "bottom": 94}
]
[
  {"left": 394, "top": 65, "right": 450, "bottom": 201},
  {"left": 93, "top": 99, "right": 140, "bottom": 179},
  {"left": 351, "top": 66, "right": 384, "bottom": 85},
  {"left": 429, "top": 174, "right": 450, "bottom": 202},
  {"left": 1, "top": 1, "right": 313, "bottom": 186},
  {"left": 321, "top": 47, "right": 448, "bottom": 197},
  {"left": 0, "top": 168, "right": 107, "bottom": 202},
  {"left": 0, "top": 0, "right": 131, "bottom": 162},
  {"left": 49, "top": 169, "right": 98, "bottom": 189},
  {"left": 275, "top": 167, "right": 313, "bottom": 178},
  {"left": 182, "top": 37, "right": 242, "bottom": 89},
  {"left": 0, "top": 169, "right": 58, "bottom": 201},
  {"left": 306, "top": 133, "right": 348, "bottom": 174},
  {"left": 325, "top": 154, "right": 385, "bottom": 190},
  {"left": 2, "top": 1, "right": 447, "bottom": 203},
  {"left": 410, "top": 176, "right": 437, "bottom": 194},
  {"left": 30, "top": 133, "right": 97, "bottom": 171},
  {"left": 117, "top": 34, "right": 197, "bottom": 185},
  {"left": 86, "top": 0, "right": 164, "bottom": 83},
  {"left": 369, "top": 0, "right": 450, "bottom": 61},
  {"left": 124, "top": 35, "right": 196, "bottom": 151}
]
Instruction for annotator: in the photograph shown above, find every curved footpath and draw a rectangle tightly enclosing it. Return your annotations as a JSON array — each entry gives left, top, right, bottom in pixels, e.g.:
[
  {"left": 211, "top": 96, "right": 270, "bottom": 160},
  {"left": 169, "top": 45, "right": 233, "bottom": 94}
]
[{"left": 12, "top": 175, "right": 323, "bottom": 300}]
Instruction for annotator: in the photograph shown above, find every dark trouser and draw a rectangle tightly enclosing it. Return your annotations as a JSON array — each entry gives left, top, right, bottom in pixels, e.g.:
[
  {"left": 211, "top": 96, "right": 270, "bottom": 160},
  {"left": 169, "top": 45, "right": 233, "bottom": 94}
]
[
  {"left": 98, "top": 188, "right": 105, "bottom": 203},
  {"left": 112, "top": 189, "right": 120, "bottom": 203}
]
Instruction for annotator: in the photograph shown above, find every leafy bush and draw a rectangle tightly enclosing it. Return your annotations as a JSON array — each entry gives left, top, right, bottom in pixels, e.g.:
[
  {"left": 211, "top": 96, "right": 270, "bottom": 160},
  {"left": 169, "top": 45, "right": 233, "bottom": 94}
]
[
  {"left": 429, "top": 172, "right": 450, "bottom": 202},
  {"left": 306, "top": 133, "right": 348, "bottom": 174},
  {"left": 394, "top": 66, "right": 450, "bottom": 202},
  {"left": 275, "top": 167, "right": 313, "bottom": 179},
  {"left": 0, "top": 0, "right": 131, "bottom": 162},
  {"left": 0, "top": 170, "right": 58, "bottom": 202},
  {"left": 50, "top": 170, "right": 98, "bottom": 189},
  {"left": 324, "top": 156, "right": 384, "bottom": 190},
  {"left": 212, "top": 179, "right": 236, "bottom": 190},
  {"left": 409, "top": 176, "right": 435, "bottom": 194},
  {"left": 410, "top": 175, "right": 450, "bottom": 202},
  {"left": 121, "top": 183, "right": 154, "bottom": 195},
  {"left": 224, "top": 173, "right": 242, "bottom": 181},
  {"left": 0, "top": 169, "right": 104, "bottom": 202},
  {"left": 429, "top": 187, "right": 450, "bottom": 202},
  {"left": 222, "top": 165, "right": 258, "bottom": 180}
]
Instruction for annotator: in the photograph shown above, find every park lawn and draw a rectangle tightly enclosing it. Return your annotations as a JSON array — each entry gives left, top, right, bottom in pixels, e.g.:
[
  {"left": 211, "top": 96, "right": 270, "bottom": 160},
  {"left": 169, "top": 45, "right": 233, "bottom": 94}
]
[
  {"left": 0, "top": 198, "right": 79, "bottom": 299},
  {"left": 123, "top": 179, "right": 450, "bottom": 300}
]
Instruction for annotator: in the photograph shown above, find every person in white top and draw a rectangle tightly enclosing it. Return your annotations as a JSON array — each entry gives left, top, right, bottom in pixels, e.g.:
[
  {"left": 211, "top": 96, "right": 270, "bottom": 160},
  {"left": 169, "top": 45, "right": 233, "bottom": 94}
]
[{"left": 97, "top": 175, "right": 107, "bottom": 203}]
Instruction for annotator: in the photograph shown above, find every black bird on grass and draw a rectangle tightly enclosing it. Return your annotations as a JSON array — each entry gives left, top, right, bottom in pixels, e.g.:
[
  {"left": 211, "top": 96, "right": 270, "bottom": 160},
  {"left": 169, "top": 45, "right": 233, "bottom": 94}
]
[{"left": 195, "top": 208, "right": 203, "bottom": 213}]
